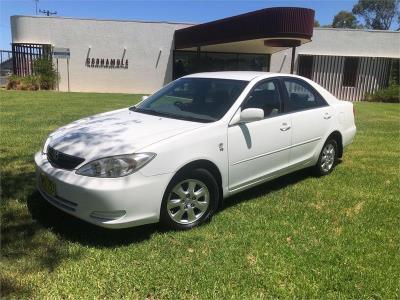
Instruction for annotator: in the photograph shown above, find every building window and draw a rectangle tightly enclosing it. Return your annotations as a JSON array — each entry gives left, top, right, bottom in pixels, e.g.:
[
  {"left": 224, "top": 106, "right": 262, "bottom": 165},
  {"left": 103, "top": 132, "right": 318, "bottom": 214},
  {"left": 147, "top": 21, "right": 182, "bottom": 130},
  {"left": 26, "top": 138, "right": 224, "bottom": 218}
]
[
  {"left": 298, "top": 55, "right": 313, "bottom": 79},
  {"left": 342, "top": 57, "right": 359, "bottom": 87},
  {"left": 173, "top": 51, "right": 270, "bottom": 79}
]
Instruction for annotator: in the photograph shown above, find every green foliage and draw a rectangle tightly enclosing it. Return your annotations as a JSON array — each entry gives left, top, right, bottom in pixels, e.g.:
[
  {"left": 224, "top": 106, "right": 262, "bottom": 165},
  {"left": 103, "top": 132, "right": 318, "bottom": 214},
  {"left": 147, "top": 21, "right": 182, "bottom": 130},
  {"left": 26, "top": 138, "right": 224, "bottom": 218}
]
[
  {"left": 389, "top": 59, "right": 400, "bottom": 85},
  {"left": 6, "top": 58, "right": 58, "bottom": 91},
  {"left": 365, "top": 84, "right": 400, "bottom": 103},
  {"left": 352, "top": 0, "right": 399, "bottom": 30},
  {"left": 314, "top": 19, "right": 321, "bottom": 27},
  {"left": 6, "top": 75, "right": 21, "bottom": 90},
  {"left": 0, "top": 91, "right": 399, "bottom": 298},
  {"left": 6, "top": 75, "right": 39, "bottom": 91},
  {"left": 332, "top": 10, "right": 361, "bottom": 28},
  {"left": 33, "top": 58, "right": 59, "bottom": 90},
  {"left": 21, "top": 75, "right": 40, "bottom": 91}
]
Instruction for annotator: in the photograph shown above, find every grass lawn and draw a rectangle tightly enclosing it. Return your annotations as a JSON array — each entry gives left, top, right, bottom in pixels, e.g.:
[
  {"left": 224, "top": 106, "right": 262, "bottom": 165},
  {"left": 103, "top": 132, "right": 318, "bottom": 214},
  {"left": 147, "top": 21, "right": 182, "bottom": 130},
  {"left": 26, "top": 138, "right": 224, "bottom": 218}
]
[{"left": 1, "top": 90, "right": 399, "bottom": 298}]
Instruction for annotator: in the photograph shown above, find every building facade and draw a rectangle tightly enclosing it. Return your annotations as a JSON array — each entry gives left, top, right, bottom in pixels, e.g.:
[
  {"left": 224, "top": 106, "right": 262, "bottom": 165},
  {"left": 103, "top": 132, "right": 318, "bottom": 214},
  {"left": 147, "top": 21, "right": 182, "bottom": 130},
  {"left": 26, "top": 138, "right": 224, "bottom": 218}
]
[
  {"left": 271, "top": 29, "right": 399, "bottom": 101},
  {"left": 10, "top": 8, "right": 400, "bottom": 100}
]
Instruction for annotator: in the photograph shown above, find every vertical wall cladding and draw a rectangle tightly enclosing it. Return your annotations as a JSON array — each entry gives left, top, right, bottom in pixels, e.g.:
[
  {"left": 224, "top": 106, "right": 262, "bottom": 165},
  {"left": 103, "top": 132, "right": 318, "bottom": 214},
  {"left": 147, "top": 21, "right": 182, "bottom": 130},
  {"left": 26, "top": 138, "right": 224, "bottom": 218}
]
[{"left": 298, "top": 54, "right": 392, "bottom": 101}]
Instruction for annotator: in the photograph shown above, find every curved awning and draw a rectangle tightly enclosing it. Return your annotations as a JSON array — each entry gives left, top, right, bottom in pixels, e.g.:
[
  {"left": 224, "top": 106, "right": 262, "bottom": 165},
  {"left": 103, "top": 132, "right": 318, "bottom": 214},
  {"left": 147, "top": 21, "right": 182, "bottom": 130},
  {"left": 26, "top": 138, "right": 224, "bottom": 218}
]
[{"left": 174, "top": 7, "right": 315, "bottom": 54}]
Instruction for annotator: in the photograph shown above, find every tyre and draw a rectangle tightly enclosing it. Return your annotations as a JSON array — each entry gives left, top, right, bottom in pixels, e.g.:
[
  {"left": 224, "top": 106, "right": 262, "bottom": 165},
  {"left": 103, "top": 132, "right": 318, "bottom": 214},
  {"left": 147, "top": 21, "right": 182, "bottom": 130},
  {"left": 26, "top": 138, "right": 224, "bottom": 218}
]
[
  {"left": 314, "top": 139, "right": 338, "bottom": 176},
  {"left": 160, "top": 168, "right": 219, "bottom": 230}
]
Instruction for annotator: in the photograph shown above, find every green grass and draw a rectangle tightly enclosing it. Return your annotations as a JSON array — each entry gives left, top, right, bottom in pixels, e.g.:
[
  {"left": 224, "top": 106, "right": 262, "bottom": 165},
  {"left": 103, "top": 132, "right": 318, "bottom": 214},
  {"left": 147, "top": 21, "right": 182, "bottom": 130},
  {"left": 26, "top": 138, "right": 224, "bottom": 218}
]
[{"left": 1, "top": 90, "right": 399, "bottom": 299}]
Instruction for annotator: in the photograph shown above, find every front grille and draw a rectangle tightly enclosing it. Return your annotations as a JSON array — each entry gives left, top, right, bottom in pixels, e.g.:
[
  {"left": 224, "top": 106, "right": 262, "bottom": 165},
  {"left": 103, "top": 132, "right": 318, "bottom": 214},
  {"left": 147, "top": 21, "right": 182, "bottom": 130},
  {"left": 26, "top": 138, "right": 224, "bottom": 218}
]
[{"left": 47, "top": 146, "right": 85, "bottom": 170}]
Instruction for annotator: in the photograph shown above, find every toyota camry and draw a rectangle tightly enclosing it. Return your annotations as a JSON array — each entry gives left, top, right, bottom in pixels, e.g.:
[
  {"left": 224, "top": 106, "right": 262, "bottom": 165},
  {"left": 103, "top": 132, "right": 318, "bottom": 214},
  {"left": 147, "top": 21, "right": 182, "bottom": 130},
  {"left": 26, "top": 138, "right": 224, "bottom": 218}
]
[{"left": 35, "top": 72, "right": 356, "bottom": 230}]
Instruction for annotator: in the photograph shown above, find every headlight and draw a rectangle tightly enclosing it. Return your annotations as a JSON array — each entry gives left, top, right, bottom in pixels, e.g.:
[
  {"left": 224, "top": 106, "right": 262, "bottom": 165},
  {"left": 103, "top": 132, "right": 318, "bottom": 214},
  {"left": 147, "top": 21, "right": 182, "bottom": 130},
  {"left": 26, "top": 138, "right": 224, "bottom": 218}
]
[{"left": 76, "top": 153, "right": 156, "bottom": 178}]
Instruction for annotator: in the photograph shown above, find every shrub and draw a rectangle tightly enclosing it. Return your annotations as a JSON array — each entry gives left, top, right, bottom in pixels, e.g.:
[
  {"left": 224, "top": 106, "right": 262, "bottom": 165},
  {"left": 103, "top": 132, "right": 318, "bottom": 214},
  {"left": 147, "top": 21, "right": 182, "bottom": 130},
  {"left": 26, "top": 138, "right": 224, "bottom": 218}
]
[
  {"left": 6, "top": 57, "right": 58, "bottom": 91},
  {"left": 33, "top": 58, "right": 59, "bottom": 90},
  {"left": 6, "top": 75, "right": 21, "bottom": 90},
  {"left": 21, "top": 75, "right": 39, "bottom": 91},
  {"left": 365, "top": 85, "right": 400, "bottom": 103},
  {"left": 6, "top": 75, "right": 39, "bottom": 91}
]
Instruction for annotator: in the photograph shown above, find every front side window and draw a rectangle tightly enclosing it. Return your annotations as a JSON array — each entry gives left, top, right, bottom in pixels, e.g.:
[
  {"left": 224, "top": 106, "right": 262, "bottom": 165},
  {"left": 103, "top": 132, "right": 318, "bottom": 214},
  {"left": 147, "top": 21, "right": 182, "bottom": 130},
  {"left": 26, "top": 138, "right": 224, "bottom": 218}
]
[
  {"left": 242, "top": 80, "right": 282, "bottom": 118},
  {"left": 134, "top": 78, "right": 248, "bottom": 122},
  {"left": 283, "top": 79, "right": 325, "bottom": 112}
]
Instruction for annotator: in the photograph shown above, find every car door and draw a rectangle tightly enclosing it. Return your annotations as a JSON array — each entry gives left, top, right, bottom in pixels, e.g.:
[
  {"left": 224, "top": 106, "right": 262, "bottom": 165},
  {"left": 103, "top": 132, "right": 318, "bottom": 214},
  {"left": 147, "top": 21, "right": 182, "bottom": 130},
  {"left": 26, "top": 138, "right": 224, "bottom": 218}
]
[
  {"left": 281, "top": 77, "right": 333, "bottom": 165},
  {"left": 227, "top": 79, "right": 292, "bottom": 191}
]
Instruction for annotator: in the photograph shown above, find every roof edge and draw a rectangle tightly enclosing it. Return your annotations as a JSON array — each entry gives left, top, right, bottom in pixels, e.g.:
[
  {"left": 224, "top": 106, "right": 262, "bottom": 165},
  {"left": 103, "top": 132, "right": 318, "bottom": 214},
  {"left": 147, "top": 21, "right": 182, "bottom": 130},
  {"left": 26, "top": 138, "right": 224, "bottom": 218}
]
[
  {"left": 10, "top": 15, "right": 195, "bottom": 26},
  {"left": 314, "top": 27, "right": 400, "bottom": 33}
]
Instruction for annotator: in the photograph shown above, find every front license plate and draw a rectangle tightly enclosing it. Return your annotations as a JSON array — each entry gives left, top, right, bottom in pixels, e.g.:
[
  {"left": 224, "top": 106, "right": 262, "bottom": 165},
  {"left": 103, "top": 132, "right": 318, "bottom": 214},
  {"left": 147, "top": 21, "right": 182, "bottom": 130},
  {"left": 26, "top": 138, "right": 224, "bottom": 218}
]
[{"left": 40, "top": 173, "right": 56, "bottom": 197}]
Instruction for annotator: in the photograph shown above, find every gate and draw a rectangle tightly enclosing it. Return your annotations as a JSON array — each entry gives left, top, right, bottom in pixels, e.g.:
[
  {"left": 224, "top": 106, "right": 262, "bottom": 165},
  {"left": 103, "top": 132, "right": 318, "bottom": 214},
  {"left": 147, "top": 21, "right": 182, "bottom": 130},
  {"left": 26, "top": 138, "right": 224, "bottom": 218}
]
[{"left": 12, "top": 43, "right": 52, "bottom": 76}]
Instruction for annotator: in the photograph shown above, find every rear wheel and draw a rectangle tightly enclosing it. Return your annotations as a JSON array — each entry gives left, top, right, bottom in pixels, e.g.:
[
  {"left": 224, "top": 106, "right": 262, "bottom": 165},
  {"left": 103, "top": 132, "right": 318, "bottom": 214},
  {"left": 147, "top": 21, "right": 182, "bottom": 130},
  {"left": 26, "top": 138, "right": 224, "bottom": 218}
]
[
  {"left": 315, "top": 139, "right": 338, "bottom": 176},
  {"left": 160, "top": 168, "right": 219, "bottom": 230}
]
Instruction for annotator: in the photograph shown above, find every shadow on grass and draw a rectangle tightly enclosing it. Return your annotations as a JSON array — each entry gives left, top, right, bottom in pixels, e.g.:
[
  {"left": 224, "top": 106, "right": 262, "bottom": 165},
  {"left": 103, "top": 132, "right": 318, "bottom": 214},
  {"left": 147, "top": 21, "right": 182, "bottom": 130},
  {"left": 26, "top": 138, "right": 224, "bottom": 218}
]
[
  {"left": 0, "top": 276, "right": 32, "bottom": 299},
  {"left": 4, "top": 161, "right": 339, "bottom": 260},
  {"left": 222, "top": 160, "right": 342, "bottom": 210},
  {"left": 26, "top": 190, "right": 158, "bottom": 248},
  {"left": 0, "top": 166, "right": 312, "bottom": 299},
  {"left": 25, "top": 165, "right": 327, "bottom": 248},
  {"left": 221, "top": 168, "right": 313, "bottom": 210}
]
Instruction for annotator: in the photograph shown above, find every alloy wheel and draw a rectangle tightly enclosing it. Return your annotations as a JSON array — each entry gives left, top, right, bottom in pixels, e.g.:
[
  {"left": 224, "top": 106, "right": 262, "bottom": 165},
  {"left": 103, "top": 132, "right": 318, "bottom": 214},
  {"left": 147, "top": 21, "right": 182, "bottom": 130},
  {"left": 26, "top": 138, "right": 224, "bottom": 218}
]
[
  {"left": 167, "top": 179, "right": 210, "bottom": 225},
  {"left": 321, "top": 143, "right": 335, "bottom": 172}
]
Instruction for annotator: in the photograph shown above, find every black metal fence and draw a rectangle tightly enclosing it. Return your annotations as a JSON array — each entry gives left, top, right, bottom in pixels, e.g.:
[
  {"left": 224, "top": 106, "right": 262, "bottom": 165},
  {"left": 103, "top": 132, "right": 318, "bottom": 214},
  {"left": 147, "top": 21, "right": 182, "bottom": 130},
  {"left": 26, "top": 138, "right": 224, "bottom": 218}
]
[
  {"left": 0, "top": 50, "right": 13, "bottom": 86},
  {"left": 1, "top": 50, "right": 13, "bottom": 74},
  {"left": 12, "top": 43, "right": 52, "bottom": 76}
]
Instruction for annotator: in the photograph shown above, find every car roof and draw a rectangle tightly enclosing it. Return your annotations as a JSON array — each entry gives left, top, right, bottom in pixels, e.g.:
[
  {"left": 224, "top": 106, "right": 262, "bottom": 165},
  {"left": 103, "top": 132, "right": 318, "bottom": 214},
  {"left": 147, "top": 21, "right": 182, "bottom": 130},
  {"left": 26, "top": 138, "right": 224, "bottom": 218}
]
[{"left": 183, "top": 71, "right": 284, "bottom": 81}]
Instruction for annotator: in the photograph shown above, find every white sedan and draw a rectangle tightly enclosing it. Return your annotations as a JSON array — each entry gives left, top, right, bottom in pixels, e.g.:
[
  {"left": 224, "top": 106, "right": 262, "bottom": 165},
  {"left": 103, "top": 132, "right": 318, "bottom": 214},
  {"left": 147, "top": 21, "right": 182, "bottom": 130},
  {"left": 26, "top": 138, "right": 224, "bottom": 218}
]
[{"left": 35, "top": 72, "right": 356, "bottom": 230}]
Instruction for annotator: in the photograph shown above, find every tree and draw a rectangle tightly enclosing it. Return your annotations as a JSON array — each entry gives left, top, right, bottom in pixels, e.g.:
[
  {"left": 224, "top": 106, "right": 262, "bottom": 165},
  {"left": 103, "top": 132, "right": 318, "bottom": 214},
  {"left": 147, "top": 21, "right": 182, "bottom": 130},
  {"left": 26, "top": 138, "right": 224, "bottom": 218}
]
[
  {"left": 33, "top": 58, "right": 59, "bottom": 90},
  {"left": 352, "top": 0, "right": 399, "bottom": 30},
  {"left": 314, "top": 19, "right": 320, "bottom": 27},
  {"left": 398, "top": 13, "right": 400, "bottom": 30},
  {"left": 332, "top": 10, "right": 360, "bottom": 28}
]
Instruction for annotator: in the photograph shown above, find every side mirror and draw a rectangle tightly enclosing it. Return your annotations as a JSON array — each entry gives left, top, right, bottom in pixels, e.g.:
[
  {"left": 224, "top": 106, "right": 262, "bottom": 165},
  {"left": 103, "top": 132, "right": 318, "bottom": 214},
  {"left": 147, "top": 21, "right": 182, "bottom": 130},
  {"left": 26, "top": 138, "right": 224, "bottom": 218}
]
[
  {"left": 141, "top": 95, "right": 148, "bottom": 101},
  {"left": 239, "top": 108, "right": 264, "bottom": 123}
]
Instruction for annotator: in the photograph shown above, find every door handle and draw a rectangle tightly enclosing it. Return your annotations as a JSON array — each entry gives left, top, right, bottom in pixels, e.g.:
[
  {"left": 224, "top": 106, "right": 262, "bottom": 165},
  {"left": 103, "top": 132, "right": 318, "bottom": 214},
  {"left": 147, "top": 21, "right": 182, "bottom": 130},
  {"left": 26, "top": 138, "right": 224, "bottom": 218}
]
[
  {"left": 280, "top": 123, "right": 291, "bottom": 131},
  {"left": 324, "top": 113, "right": 332, "bottom": 120}
]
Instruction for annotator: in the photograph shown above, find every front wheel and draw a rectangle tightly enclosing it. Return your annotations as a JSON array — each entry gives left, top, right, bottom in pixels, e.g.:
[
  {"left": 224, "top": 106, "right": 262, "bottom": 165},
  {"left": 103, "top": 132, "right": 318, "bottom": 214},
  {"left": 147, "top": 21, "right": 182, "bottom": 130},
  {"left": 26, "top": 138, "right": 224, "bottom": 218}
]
[
  {"left": 160, "top": 168, "right": 219, "bottom": 230},
  {"left": 314, "top": 139, "right": 338, "bottom": 176}
]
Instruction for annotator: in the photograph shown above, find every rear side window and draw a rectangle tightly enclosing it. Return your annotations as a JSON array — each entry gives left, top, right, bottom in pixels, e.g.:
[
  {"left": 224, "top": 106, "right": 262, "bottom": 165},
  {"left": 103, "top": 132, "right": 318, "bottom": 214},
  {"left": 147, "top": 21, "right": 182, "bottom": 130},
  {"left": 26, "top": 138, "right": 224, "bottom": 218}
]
[
  {"left": 242, "top": 80, "right": 282, "bottom": 118},
  {"left": 283, "top": 79, "right": 325, "bottom": 112}
]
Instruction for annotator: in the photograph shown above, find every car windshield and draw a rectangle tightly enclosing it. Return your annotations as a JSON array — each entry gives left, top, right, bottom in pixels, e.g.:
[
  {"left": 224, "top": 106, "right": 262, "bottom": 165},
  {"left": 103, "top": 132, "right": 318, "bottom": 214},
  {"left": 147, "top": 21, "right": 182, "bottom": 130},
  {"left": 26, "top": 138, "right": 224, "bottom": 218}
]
[{"left": 132, "top": 78, "right": 249, "bottom": 123}]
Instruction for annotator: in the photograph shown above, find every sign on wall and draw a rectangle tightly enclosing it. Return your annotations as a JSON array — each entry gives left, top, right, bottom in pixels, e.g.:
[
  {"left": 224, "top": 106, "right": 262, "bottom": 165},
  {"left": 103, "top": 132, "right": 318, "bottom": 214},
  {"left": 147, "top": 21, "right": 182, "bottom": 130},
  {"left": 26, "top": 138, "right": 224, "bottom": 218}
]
[
  {"left": 85, "top": 57, "right": 128, "bottom": 69},
  {"left": 85, "top": 48, "right": 128, "bottom": 69}
]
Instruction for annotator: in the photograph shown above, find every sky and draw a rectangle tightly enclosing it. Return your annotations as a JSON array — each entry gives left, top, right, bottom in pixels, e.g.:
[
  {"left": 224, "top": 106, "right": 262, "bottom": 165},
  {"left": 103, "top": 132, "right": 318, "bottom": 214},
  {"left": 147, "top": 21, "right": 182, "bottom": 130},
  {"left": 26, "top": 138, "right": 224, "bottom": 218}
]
[{"left": 0, "top": 0, "right": 398, "bottom": 50}]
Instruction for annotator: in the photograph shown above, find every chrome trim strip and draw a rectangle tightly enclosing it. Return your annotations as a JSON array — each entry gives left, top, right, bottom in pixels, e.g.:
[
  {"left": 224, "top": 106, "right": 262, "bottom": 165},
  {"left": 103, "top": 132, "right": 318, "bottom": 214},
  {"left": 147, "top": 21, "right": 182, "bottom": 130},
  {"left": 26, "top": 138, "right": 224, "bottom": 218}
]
[{"left": 231, "top": 137, "right": 321, "bottom": 166}]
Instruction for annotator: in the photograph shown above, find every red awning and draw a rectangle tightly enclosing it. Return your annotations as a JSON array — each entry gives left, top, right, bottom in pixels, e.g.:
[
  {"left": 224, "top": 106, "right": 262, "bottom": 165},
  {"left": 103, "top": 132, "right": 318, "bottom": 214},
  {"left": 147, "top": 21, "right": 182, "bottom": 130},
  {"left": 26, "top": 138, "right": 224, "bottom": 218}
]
[{"left": 174, "top": 7, "right": 314, "bottom": 51}]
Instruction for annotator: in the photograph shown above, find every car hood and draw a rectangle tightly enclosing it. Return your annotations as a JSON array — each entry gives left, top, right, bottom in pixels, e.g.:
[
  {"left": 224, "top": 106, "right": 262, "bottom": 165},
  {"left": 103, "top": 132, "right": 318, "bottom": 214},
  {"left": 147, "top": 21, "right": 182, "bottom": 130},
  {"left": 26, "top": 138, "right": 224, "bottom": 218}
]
[{"left": 48, "top": 108, "right": 205, "bottom": 161}]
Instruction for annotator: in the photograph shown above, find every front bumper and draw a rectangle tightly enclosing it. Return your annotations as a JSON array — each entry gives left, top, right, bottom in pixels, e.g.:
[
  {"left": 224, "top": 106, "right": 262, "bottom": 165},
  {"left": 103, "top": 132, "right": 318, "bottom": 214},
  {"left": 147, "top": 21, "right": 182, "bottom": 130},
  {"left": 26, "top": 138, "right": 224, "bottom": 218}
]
[{"left": 34, "top": 151, "right": 172, "bottom": 229}]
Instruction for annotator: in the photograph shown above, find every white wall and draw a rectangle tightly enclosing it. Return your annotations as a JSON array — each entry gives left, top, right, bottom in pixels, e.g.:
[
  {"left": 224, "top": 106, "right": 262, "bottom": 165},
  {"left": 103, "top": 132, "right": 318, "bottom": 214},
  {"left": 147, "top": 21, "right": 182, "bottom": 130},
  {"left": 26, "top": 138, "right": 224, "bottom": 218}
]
[
  {"left": 270, "top": 28, "right": 400, "bottom": 74},
  {"left": 11, "top": 16, "right": 400, "bottom": 94},
  {"left": 11, "top": 15, "right": 190, "bottom": 93}
]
